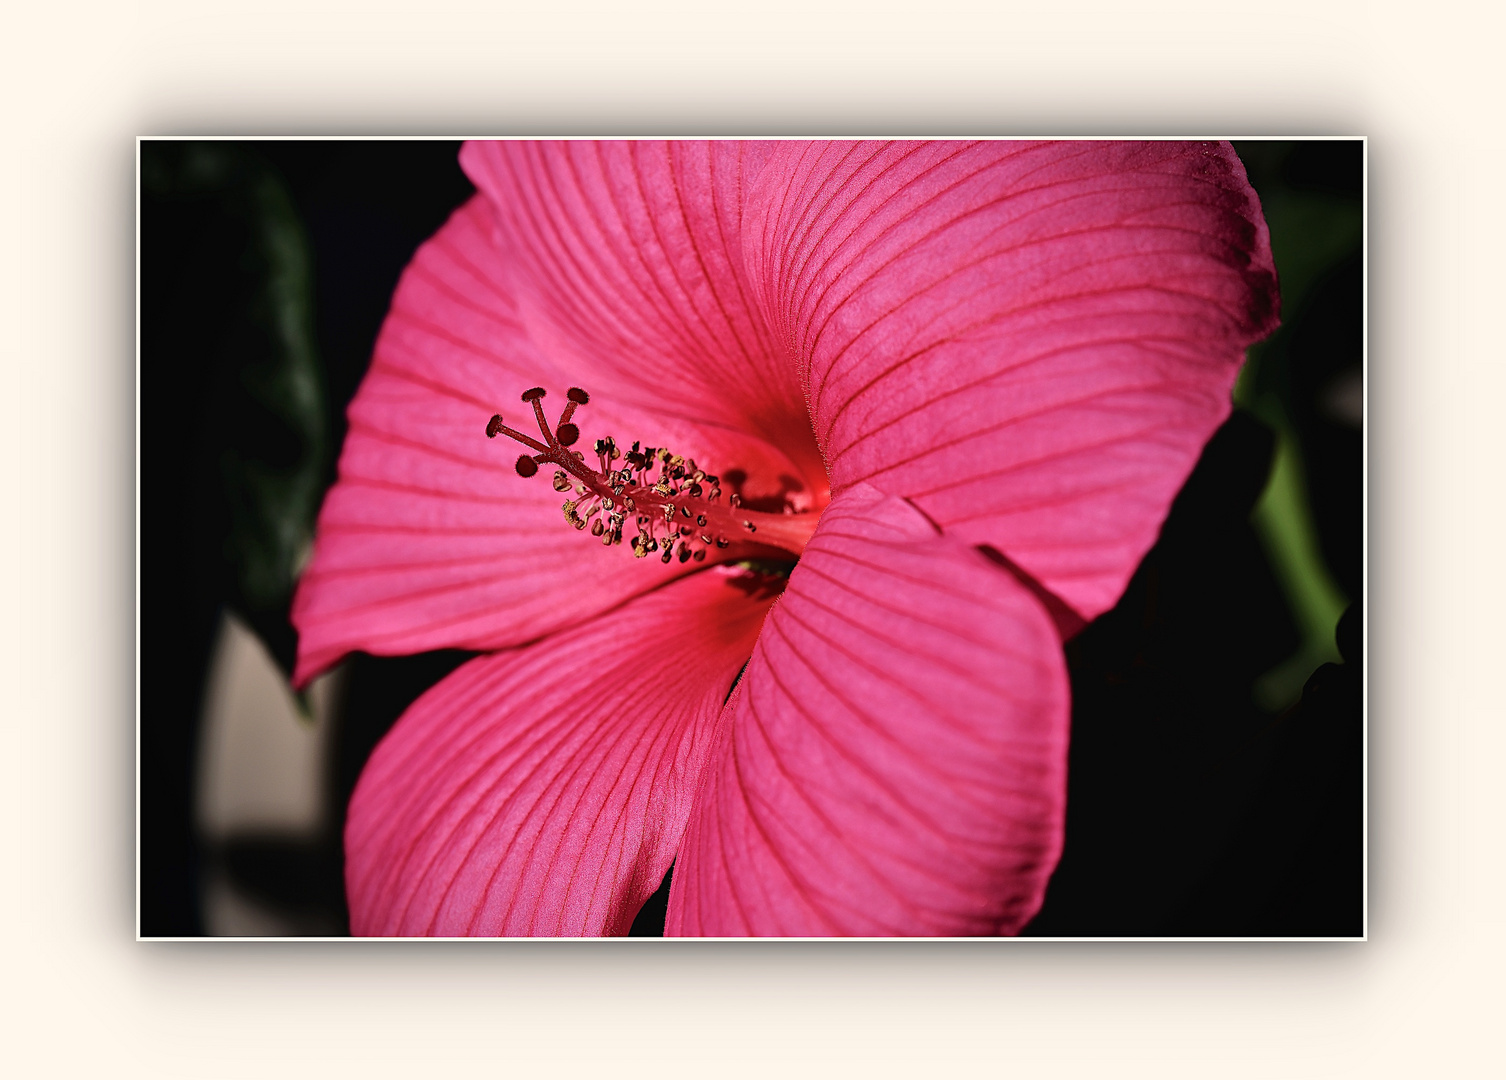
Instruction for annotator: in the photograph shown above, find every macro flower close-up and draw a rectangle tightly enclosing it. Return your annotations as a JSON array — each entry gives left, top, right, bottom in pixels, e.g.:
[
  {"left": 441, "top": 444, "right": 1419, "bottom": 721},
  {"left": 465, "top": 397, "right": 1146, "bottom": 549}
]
[{"left": 285, "top": 139, "right": 1280, "bottom": 937}]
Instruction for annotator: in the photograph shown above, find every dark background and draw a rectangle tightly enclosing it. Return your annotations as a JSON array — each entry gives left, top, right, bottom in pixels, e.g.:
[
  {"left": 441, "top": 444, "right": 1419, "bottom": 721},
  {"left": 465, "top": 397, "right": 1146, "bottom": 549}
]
[{"left": 139, "top": 140, "right": 1362, "bottom": 937}]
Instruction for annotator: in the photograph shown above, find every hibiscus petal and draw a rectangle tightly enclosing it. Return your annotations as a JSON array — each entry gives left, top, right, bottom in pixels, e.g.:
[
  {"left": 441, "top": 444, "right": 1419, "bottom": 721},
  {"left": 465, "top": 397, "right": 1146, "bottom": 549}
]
[
  {"left": 665, "top": 486, "right": 1070, "bottom": 936},
  {"left": 742, "top": 140, "right": 1280, "bottom": 621},
  {"left": 459, "top": 140, "right": 827, "bottom": 500},
  {"left": 292, "top": 193, "right": 806, "bottom": 685},
  {"left": 345, "top": 565, "right": 780, "bottom": 936}
]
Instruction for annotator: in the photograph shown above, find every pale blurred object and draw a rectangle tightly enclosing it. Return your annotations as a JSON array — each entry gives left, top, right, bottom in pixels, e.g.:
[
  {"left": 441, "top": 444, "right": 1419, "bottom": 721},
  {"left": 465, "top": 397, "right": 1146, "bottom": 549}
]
[
  {"left": 196, "top": 610, "right": 339, "bottom": 837},
  {"left": 195, "top": 610, "right": 344, "bottom": 935},
  {"left": 1320, "top": 366, "right": 1364, "bottom": 428}
]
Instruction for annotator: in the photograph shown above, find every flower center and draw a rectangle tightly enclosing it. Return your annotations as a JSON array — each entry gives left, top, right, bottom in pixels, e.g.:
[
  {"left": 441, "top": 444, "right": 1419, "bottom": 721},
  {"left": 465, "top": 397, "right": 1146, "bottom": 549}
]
[{"left": 487, "top": 387, "right": 820, "bottom": 565}]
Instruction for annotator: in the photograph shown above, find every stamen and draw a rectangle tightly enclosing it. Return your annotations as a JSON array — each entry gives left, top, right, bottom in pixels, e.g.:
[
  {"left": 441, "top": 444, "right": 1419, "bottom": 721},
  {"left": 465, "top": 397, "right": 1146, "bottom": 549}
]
[{"left": 486, "top": 385, "right": 821, "bottom": 565}]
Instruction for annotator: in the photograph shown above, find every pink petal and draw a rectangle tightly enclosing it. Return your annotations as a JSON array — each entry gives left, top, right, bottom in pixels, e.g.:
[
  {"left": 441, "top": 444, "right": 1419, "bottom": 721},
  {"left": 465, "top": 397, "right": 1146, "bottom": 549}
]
[
  {"left": 665, "top": 486, "right": 1070, "bottom": 936},
  {"left": 459, "top": 140, "right": 827, "bottom": 497},
  {"left": 345, "top": 565, "right": 780, "bottom": 936},
  {"left": 742, "top": 140, "right": 1279, "bottom": 621},
  {"left": 292, "top": 193, "right": 809, "bottom": 685}
]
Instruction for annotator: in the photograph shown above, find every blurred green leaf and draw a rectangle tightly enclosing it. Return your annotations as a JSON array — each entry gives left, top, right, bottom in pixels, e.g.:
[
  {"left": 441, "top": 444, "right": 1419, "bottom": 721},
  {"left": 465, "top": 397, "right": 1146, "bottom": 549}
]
[
  {"left": 1231, "top": 143, "right": 1361, "bottom": 709},
  {"left": 142, "top": 143, "right": 326, "bottom": 642}
]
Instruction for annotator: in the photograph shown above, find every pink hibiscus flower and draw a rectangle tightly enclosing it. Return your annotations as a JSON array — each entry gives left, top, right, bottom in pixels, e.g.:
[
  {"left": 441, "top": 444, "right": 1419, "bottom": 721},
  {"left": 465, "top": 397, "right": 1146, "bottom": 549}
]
[{"left": 291, "top": 140, "right": 1278, "bottom": 936}]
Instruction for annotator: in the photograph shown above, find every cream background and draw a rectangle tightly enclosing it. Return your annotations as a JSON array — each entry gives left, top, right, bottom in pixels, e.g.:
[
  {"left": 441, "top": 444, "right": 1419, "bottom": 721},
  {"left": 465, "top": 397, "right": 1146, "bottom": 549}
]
[{"left": 2, "top": 1, "right": 1497, "bottom": 1075}]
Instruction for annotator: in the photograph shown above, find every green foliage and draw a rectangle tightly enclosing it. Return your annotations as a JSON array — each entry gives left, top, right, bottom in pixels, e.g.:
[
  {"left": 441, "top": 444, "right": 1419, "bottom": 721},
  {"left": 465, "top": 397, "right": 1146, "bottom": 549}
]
[
  {"left": 1231, "top": 142, "right": 1362, "bottom": 708},
  {"left": 142, "top": 143, "right": 327, "bottom": 635}
]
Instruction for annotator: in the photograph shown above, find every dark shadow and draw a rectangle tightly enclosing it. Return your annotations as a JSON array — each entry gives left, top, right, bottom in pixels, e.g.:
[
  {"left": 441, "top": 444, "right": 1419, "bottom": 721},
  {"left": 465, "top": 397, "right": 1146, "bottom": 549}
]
[{"left": 628, "top": 866, "right": 675, "bottom": 936}]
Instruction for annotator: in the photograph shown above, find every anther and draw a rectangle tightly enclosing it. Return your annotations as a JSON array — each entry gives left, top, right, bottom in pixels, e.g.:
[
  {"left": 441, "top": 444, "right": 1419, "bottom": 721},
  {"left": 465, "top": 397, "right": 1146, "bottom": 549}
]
[{"left": 488, "top": 382, "right": 821, "bottom": 566}]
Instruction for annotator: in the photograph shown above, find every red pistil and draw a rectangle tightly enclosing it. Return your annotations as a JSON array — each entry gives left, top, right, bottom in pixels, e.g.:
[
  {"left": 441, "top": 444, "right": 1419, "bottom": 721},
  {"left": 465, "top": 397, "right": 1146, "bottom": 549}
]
[{"left": 486, "top": 387, "right": 819, "bottom": 563}]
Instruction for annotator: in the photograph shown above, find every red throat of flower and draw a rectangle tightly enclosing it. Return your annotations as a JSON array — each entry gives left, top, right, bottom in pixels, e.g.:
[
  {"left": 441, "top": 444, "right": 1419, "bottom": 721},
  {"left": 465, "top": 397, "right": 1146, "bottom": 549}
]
[{"left": 487, "top": 387, "right": 821, "bottom": 566}]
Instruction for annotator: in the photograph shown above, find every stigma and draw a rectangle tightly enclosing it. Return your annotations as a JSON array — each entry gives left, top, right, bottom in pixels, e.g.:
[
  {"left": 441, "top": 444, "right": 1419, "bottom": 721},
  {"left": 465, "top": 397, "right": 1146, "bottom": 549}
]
[{"left": 485, "top": 386, "right": 819, "bottom": 564}]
